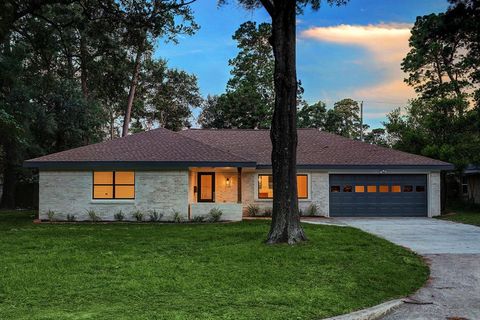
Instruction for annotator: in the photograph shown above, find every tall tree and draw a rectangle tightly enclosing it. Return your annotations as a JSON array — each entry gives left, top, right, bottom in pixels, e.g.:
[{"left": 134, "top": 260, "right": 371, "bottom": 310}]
[
  {"left": 222, "top": 0, "right": 348, "bottom": 244},
  {"left": 199, "top": 21, "right": 274, "bottom": 129},
  {"left": 325, "top": 98, "right": 362, "bottom": 139},
  {"left": 119, "top": 0, "right": 198, "bottom": 137},
  {"left": 297, "top": 101, "right": 327, "bottom": 129}
]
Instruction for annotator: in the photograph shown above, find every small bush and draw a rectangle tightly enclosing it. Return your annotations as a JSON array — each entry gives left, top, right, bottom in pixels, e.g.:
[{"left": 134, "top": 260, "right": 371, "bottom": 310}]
[
  {"left": 87, "top": 210, "right": 101, "bottom": 222},
  {"left": 303, "top": 203, "right": 319, "bottom": 216},
  {"left": 263, "top": 207, "right": 273, "bottom": 217},
  {"left": 114, "top": 211, "right": 125, "bottom": 221},
  {"left": 208, "top": 208, "right": 223, "bottom": 222},
  {"left": 66, "top": 214, "right": 76, "bottom": 222},
  {"left": 172, "top": 210, "right": 183, "bottom": 223},
  {"left": 149, "top": 210, "right": 163, "bottom": 222},
  {"left": 192, "top": 215, "right": 206, "bottom": 223},
  {"left": 246, "top": 204, "right": 260, "bottom": 217},
  {"left": 46, "top": 210, "right": 55, "bottom": 221},
  {"left": 132, "top": 210, "right": 144, "bottom": 222}
]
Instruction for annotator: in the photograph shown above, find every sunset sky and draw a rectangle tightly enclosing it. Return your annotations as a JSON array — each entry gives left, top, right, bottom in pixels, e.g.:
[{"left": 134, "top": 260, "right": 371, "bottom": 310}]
[{"left": 156, "top": 0, "right": 448, "bottom": 128}]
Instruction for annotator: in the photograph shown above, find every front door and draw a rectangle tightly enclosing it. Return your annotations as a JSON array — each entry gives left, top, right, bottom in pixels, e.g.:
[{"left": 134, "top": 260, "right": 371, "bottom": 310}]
[{"left": 197, "top": 172, "right": 215, "bottom": 202}]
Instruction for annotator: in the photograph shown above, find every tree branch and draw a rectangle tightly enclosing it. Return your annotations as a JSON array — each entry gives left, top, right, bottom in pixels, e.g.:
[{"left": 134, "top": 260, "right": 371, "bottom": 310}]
[{"left": 259, "top": 0, "right": 275, "bottom": 17}]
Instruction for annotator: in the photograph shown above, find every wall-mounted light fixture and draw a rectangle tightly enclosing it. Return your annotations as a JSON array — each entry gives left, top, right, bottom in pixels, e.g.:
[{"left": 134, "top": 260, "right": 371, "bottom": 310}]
[
  {"left": 379, "top": 169, "right": 387, "bottom": 174},
  {"left": 226, "top": 177, "right": 231, "bottom": 187}
]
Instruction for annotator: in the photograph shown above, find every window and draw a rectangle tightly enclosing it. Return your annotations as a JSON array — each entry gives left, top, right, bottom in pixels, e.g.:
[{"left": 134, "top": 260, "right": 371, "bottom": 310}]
[
  {"left": 330, "top": 186, "right": 340, "bottom": 192},
  {"left": 198, "top": 173, "right": 215, "bottom": 202},
  {"left": 416, "top": 186, "right": 425, "bottom": 192},
  {"left": 355, "top": 185, "right": 365, "bottom": 193},
  {"left": 258, "top": 174, "right": 309, "bottom": 199},
  {"left": 297, "top": 175, "right": 308, "bottom": 199},
  {"left": 367, "top": 185, "right": 377, "bottom": 193},
  {"left": 93, "top": 171, "right": 135, "bottom": 199},
  {"left": 379, "top": 185, "right": 389, "bottom": 193},
  {"left": 343, "top": 185, "right": 353, "bottom": 192},
  {"left": 462, "top": 176, "right": 468, "bottom": 194},
  {"left": 403, "top": 185, "right": 413, "bottom": 192},
  {"left": 391, "top": 185, "right": 401, "bottom": 193}
]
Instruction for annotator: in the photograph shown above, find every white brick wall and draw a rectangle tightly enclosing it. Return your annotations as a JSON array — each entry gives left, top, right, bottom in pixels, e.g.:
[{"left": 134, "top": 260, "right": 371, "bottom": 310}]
[
  {"left": 39, "top": 170, "right": 189, "bottom": 221},
  {"left": 429, "top": 172, "right": 441, "bottom": 217},
  {"left": 241, "top": 171, "right": 329, "bottom": 217},
  {"left": 190, "top": 203, "right": 243, "bottom": 221}
]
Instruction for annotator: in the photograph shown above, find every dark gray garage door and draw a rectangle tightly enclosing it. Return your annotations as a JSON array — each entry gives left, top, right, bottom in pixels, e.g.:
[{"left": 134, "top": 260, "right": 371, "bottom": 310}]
[{"left": 329, "top": 174, "right": 427, "bottom": 217}]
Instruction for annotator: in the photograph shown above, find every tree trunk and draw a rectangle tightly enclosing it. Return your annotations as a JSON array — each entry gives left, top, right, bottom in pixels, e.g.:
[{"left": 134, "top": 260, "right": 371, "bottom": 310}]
[
  {"left": 122, "top": 45, "right": 143, "bottom": 137},
  {"left": 79, "top": 31, "right": 89, "bottom": 99},
  {"left": 266, "top": 0, "right": 306, "bottom": 244}
]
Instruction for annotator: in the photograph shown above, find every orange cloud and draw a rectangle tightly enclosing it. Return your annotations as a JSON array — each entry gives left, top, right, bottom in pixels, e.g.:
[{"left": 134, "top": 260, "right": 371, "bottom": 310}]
[{"left": 301, "top": 23, "right": 416, "bottom": 117}]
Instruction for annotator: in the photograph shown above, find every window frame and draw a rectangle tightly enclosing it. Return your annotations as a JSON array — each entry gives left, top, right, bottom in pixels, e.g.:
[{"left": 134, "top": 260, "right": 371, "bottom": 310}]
[
  {"left": 256, "top": 173, "right": 310, "bottom": 200},
  {"left": 197, "top": 172, "right": 215, "bottom": 203},
  {"left": 92, "top": 171, "right": 135, "bottom": 200}
]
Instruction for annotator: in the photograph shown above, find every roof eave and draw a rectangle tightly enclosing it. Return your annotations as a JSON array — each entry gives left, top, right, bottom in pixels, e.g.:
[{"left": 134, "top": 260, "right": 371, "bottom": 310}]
[
  {"left": 24, "top": 160, "right": 257, "bottom": 170},
  {"left": 256, "top": 164, "right": 455, "bottom": 170}
]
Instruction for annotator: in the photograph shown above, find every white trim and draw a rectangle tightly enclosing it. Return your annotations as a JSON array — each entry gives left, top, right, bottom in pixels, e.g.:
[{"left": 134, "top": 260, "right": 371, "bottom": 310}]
[{"left": 253, "top": 172, "right": 312, "bottom": 202}]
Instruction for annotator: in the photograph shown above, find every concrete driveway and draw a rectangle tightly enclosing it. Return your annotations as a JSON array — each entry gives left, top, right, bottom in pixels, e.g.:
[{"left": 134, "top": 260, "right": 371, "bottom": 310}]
[{"left": 306, "top": 218, "right": 480, "bottom": 319}]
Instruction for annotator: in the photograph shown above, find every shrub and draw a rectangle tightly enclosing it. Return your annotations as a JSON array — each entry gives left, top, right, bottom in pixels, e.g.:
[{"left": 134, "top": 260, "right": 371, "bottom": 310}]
[
  {"left": 149, "top": 210, "right": 163, "bottom": 222},
  {"left": 263, "top": 207, "right": 273, "bottom": 217},
  {"left": 192, "top": 215, "right": 206, "bottom": 223},
  {"left": 46, "top": 210, "right": 55, "bottom": 222},
  {"left": 114, "top": 211, "right": 125, "bottom": 221},
  {"left": 208, "top": 208, "right": 223, "bottom": 222},
  {"left": 66, "top": 214, "right": 76, "bottom": 222},
  {"left": 246, "top": 204, "right": 260, "bottom": 217},
  {"left": 132, "top": 210, "right": 144, "bottom": 222},
  {"left": 87, "top": 210, "right": 101, "bottom": 222},
  {"left": 303, "top": 203, "right": 319, "bottom": 216},
  {"left": 172, "top": 210, "right": 183, "bottom": 223}
]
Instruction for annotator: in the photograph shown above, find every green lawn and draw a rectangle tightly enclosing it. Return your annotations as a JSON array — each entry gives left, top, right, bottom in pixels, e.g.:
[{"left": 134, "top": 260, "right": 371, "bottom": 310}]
[
  {"left": 0, "top": 211, "right": 428, "bottom": 320},
  {"left": 438, "top": 208, "right": 480, "bottom": 226}
]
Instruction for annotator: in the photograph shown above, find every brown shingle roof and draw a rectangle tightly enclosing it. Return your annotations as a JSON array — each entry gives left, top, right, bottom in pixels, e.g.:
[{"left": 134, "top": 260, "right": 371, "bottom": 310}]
[
  {"left": 25, "top": 127, "right": 453, "bottom": 169},
  {"left": 25, "top": 127, "right": 255, "bottom": 168},
  {"left": 179, "top": 128, "right": 452, "bottom": 168}
]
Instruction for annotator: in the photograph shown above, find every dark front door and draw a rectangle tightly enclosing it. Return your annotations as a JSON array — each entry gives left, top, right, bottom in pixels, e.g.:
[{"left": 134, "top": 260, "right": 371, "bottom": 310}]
[
  {"left": 197, "top": 172, "right": 215, "bottom": 202},
  {"left": 329, "top": 174, "right": 428, "bottom": 217}
]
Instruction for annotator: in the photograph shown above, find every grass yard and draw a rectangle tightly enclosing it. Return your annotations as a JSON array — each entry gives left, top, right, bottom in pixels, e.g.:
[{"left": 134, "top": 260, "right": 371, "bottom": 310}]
[
  {"left": 438, "top": 207, "right": 480, "bottom": 226},
  {"left": 0, "top": 211, "right": 428, "bottom": 320}
]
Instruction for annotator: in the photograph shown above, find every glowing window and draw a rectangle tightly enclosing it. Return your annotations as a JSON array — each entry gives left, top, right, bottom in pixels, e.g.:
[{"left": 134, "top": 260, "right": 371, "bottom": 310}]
[
  {"left": 258, "top": 174, "right": 309, "bottom": 199},
  {"left": 379, "top": 185, "right": 389, "bottom": 193},
  {"left": 367, "top": 185, "right": 377, "bottom": 193},
  {"left": 297, "top": 175, "right": 308, "bottom": 199},
  {"left": 391, "top": 185, "right": 401, "bottom": 193},
  {"left": 355, "top": 186, "right": 365, "bottom": 193},
  {"left": 93, "top": 171, "right": 135, "bottom": 199}
]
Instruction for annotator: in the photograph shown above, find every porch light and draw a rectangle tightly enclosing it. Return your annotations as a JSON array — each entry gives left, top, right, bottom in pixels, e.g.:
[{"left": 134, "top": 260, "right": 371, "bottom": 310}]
[{"left": 226, "top": 177, "right": 231, "bottom": 187}]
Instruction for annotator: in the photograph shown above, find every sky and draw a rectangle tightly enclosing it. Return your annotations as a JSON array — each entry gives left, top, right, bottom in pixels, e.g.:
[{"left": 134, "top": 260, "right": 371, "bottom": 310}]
[{"left": 155, "top": 0, "right": 449, "bottom": 129}]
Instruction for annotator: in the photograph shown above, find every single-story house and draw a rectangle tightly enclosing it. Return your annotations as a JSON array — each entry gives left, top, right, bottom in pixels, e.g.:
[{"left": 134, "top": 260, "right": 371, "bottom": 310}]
[{"left": 25, "top": 128, "right": 453, "bottom": 221}]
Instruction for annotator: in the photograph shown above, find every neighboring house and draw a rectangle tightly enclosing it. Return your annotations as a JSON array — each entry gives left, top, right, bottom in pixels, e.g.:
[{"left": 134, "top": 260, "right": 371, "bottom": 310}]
[
  {"left": 25, "top": 128, "right": 453, "bottom": 221},
  {"left": 462, "top": 165, "right": 480, "bottom": 204}
]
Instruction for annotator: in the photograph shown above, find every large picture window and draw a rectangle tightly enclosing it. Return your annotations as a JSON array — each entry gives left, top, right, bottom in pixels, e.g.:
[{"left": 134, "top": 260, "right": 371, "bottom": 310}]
[
  {"left": 258, "top": 174, "right": 308, "bottom": 199},
  {"left": 93, "top": 171, "right": 135, "bottom": 199}
]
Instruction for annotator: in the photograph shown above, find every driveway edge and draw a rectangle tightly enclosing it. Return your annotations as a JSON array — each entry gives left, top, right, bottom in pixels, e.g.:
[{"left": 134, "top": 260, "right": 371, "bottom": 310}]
[{"left": 323, "top": 299, "right": 404, "bottom": 320}]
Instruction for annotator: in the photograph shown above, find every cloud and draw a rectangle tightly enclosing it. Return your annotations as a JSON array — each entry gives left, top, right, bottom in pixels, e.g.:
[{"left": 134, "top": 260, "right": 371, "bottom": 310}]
[
  {"left": 301, "top": 23, "right": 412, "bottom": 63},
  {"left": 301, "top": 23, "right": 416, "bottom": 119}
]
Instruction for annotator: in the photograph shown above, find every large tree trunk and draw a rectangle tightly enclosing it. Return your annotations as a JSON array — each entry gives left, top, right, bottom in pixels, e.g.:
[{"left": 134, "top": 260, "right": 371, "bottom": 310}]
[
  {"left": 122, "top": 45, "right": 143, "bottom": 137},
  {"left": 266, "top": 0, "right": 306, "bottom": 244}
]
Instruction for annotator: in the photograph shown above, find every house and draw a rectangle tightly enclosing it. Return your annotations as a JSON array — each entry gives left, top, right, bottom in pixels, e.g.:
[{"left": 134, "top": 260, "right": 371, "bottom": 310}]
[
  {"left": 461, "top": 165, "right": 480, "bottom": 204},
  {"left": 24, "top": 128, "right": 453, "bottom": 221}
]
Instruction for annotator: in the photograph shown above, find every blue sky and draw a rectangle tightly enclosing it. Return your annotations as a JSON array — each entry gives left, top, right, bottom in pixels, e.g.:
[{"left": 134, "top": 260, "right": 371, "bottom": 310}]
[{"left": 155, "top": 0, "right": 448, "bottom": 128}]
